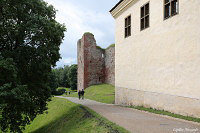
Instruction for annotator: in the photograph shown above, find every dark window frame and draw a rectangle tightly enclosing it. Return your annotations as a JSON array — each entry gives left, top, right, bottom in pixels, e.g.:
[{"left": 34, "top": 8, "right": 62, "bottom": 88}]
[
  {"left": 140, "top": 2, "right": 150, "bottom": 31},
  {"left": 124, "top": 15, "right": 131, "bottom": 38},
  {"left": 164, "top": 0, "right": 179, "bottom": 20}
]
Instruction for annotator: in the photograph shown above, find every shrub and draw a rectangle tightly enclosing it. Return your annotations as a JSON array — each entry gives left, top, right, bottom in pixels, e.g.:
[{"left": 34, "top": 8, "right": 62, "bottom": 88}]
[{"left": 53, "top": 89, "right": 66, "bottom": 96}]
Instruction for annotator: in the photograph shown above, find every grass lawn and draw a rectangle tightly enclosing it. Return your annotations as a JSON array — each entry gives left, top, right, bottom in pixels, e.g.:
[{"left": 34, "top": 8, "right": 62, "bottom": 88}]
[
  {"left": 130, "top": 106, "right": 200, "bottom": 123},
  {"left": 64, "top": 84, "right": 115, "bottom": 104},
  {"left": 24, "top": 97, "right": 128, "bottom": 133}
]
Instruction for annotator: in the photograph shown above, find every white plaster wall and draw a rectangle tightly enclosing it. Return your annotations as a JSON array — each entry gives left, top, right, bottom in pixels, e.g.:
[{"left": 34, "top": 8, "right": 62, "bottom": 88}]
[{"left": 115, "top": 0, "right": 200, "bottom": 99}]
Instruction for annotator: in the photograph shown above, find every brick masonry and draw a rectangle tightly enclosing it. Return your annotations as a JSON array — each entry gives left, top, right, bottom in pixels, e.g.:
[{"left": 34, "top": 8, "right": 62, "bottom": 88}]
[{"left": 77, "top": 33, "right": 115, "bottom": 91}]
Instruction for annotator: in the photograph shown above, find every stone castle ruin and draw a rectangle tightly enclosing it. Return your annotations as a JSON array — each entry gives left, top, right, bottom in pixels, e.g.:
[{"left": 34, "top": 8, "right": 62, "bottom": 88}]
[{"left": 77, "top": 33, "right": 115, "bottom": 91}]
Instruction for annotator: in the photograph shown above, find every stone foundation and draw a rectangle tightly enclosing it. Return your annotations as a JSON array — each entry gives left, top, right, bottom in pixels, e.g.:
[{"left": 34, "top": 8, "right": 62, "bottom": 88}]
[{"left": 116, "top": 87, "right": 200, "bottom": 118}]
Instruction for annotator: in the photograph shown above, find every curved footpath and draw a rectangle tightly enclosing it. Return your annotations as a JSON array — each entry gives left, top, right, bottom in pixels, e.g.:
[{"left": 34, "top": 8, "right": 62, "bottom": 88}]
[{"left": 56, "top": 96, "right": 200, "bottom": 133}]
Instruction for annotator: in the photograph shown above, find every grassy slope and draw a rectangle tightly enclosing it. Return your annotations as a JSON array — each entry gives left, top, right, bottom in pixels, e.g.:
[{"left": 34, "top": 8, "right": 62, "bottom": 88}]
[
  {"left": 24, "top": 97, "right": 128, "bottom": 133},
  {"left": 130, "top": 106, "right": 200, "bottom": 123},
  {"left": 64, "top": 84, "right": 115, "bottom": 104}
]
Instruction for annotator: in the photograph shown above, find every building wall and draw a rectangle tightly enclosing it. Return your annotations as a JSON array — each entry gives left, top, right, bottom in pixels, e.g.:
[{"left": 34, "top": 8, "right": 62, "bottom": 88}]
[
  {"left": 114, "top": 0, "right": 200, "bottom": 117},
  {"left": 77, "top": 33, "right": 115, "bottom": 91}
]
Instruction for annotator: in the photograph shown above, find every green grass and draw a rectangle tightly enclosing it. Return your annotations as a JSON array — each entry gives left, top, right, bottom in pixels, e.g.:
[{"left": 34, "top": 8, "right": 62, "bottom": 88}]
[
  {"left": 84, "top": 32, "right": 93, "bottom": 36},
  {"left": 96, "top": 45, "right": 105, "bottom": 50},
  {"left": 106, "top": 44, "right": 115, "bottom": 49},
  {"left": 96, "top": 44, "right": 115, "bottom": 51},
  {"left": 64, "top": 84, "right": 115, "bottom": 104},
  {"left": 130, "top": 105, "right": 200, "bottom": 123},
  {"left": 24, "top": 97, "right": 128, "bottom": 133}
]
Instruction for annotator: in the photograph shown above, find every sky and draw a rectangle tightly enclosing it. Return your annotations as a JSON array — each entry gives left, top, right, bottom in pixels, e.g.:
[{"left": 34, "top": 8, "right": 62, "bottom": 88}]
[{"left": 45, "top": 0, "right": 117, "bottom": 67}]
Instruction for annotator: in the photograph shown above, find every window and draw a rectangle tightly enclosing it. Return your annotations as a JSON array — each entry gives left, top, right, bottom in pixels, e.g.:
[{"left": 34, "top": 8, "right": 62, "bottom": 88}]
[
  {"left": 125, "top": 15, "right": 131, "bottom": 38},
  {"left": 141, "top": 3, "right": 149, "bottom": 31},
  {"left": 164, "top": 0, "right": 178, "bottom": 19},
  {"left": 102, "top": 54, "right": 104, "bottom": 58}
]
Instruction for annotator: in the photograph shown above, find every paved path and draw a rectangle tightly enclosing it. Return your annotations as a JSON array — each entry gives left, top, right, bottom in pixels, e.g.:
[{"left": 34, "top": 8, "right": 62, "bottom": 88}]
[{"left": 56, "top": 96, "right": 200, "bottom": 133}]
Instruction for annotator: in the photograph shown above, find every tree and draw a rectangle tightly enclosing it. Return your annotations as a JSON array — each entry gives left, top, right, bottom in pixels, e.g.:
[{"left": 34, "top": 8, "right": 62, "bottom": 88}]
[
  {"left": 50, "top": 65, "right": 77, "bottom": 92},
  {"left": 48, "top": 70, "right": 59, "bottom": 94},
  {"left": 54, "top": 67, "right": 63, "bottom": 87},
  {"left": 68, "top": 64, "right": 77, "bottom": 90},
  {"left": 61, "top": 65, "right": 70, "bottom": 88},
  {"left": 0, "top": 0, "right": 66, "bottom": 132},
  {"left": 53, "top": 65, "right": 70, "bottom": 88}
]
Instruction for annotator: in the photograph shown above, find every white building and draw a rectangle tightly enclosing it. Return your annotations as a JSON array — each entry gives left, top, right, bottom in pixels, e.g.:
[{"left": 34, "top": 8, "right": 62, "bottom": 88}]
[{"left": 110, "top": 0, "right": 200, "bottom": 117}]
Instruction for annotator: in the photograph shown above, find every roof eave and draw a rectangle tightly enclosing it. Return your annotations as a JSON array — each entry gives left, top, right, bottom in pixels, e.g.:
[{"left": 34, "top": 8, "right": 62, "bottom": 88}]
[
  {"left": 110, "top": 0, "right": 135, "bottom": 18},
  {"left": 109, "top": 0, "right": 124, "bottom": 13}
]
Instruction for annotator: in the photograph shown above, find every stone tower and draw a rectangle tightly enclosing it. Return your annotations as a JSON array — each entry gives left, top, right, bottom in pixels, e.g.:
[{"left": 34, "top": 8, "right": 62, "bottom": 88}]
[{"left": 77, "top": 33, "right": 115, "bottom": 91}]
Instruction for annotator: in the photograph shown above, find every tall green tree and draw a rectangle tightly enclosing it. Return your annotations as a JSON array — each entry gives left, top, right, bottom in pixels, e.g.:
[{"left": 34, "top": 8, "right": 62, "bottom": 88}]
[
  {"left": 61, "top": 65, "right": 70, "bottom": 88},
  {"left": 54, "top": 67, "right": 63, "bottom": 86},
  {"left": 68, "top": 64, "right": 77, "bottom": 90},
  {"left": 48, "top": 70, "right": 59, "bottom": 94},
  {"left": 0, "top": 0, "right": 66, "bottom": 132},
  {"left": 53, "top": 65, "right": 70, "bottom": 88}
]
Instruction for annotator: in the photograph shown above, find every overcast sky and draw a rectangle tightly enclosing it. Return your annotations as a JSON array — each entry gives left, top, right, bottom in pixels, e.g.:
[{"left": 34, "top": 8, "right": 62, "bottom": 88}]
[{"left": 45, "top": 0, "right": 117, "bottom": 67}]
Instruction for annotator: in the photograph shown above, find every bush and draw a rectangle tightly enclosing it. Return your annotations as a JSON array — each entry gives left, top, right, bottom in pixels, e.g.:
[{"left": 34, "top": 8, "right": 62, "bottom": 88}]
[{"left": 53, "top": 89, "right": 66, "bottom": 96}]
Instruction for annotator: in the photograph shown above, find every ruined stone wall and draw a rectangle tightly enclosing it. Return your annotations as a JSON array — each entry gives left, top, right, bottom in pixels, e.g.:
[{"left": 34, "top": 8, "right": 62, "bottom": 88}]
[
  {"left": 77, "top": 39, "right": 84, "bottom": 91},
  {"left": 84, "top": 34, "right": 105, "bottom": 88},
  {"left": 104, "top": 46, "right": 115, "bottom": 85},
  {"left": 77, "top": 33, "right": 115, "bottom": 91}
]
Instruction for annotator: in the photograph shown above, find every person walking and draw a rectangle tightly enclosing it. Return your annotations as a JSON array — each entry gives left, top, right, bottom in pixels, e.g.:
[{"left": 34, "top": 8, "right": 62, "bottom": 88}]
[
  {"left": 78, "top": 90, "right": 81, "bottom": 100},
  {"left": 81, "top": 89, "right": 85, "bottom": 100}
]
